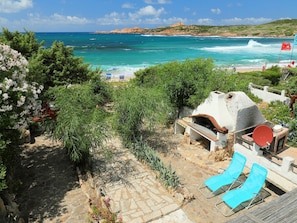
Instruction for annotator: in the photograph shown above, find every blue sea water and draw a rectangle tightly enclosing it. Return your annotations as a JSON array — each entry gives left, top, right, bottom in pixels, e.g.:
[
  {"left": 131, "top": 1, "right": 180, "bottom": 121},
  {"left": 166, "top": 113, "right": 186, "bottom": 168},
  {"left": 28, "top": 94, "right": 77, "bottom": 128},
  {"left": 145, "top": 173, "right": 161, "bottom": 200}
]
[{"left": 35, "top": 32, "right": 296, "bottom": 76}]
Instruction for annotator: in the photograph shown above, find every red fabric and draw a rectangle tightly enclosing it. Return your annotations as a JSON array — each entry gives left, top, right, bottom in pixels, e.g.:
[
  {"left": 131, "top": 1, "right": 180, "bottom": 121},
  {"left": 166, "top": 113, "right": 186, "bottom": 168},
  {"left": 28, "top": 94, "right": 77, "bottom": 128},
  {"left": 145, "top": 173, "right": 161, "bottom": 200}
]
[{"left": 281, "top": 42, "right": 291, "bottom": 50}]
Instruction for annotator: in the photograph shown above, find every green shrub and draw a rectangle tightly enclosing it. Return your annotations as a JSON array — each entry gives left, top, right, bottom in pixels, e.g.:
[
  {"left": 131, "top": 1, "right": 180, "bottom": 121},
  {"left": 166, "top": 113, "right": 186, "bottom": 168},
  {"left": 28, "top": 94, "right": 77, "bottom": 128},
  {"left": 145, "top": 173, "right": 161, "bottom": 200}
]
[
  {"left": 133, "top": 59, "right": 276, "bottom": 113},
  {"left": 133, "top": 58, "right": 217, "bottom": 110},
  {"left": 28, "top": 41, "right": 101, "bottom": 94},
  {"left": 260, "top": 66, "right": 282, "bottom": 85},
  {"left": 47, "top": 83, "right": 109, "bottom": 164},
  {"left": 0, "top": 28, "right": 43, "bottom": 59},
  {"left": 284, "top": 29, "right": 294, "bottom": 36},
  {"left": 130, "top": 139, "right": 179, "bottom": 189},
  {"left": 279, "top": 75, "right": 297, "bottom": 95},
  {"left": 0, "top": 135, "right": 8, "bottom": 192},
  {"left": 260, "top": 101, "right": 297, "bottom": 146},
  {"left": 113, "top": 85, "right": 173, "bottom": 145}
]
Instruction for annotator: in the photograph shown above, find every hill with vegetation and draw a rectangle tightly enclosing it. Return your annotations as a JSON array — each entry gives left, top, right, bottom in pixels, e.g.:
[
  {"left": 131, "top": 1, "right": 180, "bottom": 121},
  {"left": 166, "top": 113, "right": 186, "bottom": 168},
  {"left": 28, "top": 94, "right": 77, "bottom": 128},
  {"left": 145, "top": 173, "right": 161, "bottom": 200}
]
[{"left": 109, "top": 19, "right": 297, "bottom": 37}]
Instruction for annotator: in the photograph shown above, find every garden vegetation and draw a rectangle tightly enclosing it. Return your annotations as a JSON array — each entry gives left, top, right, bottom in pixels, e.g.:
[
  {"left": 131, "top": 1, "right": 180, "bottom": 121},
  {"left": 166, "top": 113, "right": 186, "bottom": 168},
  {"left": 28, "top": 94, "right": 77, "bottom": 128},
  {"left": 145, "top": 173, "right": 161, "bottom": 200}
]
[{"left": 1, "top": 27, "right": 297, "bottom": 221}]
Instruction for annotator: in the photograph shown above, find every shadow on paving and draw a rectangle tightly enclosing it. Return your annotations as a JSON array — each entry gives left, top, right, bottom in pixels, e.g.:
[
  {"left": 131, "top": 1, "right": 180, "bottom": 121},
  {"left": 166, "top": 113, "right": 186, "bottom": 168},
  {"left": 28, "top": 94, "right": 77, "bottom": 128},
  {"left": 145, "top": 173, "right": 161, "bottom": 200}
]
[{"left": 15, "top": 136, "right": 80, "bottom": 223}]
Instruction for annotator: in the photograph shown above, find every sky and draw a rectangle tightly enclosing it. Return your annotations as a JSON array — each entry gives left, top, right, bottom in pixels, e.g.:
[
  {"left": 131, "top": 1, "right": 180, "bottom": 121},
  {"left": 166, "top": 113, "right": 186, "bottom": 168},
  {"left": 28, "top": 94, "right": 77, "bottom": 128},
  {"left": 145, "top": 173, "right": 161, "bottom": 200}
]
[{"left": 0, "top": 0, "right": 296, "bottom": 32}]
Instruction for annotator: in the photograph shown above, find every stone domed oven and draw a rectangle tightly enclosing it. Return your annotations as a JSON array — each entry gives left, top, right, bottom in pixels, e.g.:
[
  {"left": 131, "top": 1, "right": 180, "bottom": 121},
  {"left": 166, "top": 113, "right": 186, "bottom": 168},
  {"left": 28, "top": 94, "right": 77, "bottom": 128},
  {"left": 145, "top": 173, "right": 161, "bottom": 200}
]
[{"left": 175, "top": 91, "right": 288, "bottom": 153}]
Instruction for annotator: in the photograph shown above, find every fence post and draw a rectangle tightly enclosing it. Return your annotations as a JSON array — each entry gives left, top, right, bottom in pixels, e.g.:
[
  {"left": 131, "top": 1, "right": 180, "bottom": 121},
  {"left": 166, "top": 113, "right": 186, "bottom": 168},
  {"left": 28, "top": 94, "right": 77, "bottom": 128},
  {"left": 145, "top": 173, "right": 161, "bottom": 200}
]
[
  {"left": 281, "top": 90, "right": 286, "bottom": 97},
  {"left": 281, "top": 156, "right": 295, "bottom": 173}
]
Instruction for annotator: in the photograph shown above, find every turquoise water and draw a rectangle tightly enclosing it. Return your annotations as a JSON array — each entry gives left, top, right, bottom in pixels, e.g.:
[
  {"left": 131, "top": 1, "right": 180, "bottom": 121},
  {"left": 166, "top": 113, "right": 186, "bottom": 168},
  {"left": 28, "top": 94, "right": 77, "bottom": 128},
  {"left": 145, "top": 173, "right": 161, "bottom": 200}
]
[{"left": 35, "top": 32, "right": 296, "bottom": 76}]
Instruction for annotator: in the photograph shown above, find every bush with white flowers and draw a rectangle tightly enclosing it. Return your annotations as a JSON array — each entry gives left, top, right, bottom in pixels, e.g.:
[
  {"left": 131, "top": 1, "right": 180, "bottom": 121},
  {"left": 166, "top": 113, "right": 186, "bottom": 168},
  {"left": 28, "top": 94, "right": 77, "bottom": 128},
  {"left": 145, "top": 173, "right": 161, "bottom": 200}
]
[{"left": 0, "top": 43, "right": 43, "bottom": 131}]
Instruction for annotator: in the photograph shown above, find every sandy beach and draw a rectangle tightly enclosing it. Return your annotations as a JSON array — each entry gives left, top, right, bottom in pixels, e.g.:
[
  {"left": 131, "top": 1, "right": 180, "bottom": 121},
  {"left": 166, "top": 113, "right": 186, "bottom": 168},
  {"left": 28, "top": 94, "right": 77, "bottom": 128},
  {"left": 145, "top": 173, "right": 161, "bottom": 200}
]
[
  {"left": 232, "top": 66, "right": 263, "bottom": 73},
  {"left": 103, "top": 66, "right": 266, "bottom": 82}
]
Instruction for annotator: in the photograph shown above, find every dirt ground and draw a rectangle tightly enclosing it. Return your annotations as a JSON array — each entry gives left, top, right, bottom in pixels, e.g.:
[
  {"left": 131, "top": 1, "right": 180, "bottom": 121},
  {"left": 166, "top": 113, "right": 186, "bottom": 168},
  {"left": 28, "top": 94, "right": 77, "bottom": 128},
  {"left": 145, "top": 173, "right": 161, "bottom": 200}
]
[{"left": 14, "top": 135, "right": 89, "bottom": 223}]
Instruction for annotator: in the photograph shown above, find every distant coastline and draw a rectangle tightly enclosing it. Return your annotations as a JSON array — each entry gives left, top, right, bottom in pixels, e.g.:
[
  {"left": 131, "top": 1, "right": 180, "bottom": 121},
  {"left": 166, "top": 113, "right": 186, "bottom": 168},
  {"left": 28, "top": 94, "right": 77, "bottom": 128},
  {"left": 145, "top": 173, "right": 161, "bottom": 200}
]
[
  {"left": 35, "top": 32, "right": 294, "bottom": 80},
  {"left": 95, "top": 19, "right": 297, "bottom": 38}
]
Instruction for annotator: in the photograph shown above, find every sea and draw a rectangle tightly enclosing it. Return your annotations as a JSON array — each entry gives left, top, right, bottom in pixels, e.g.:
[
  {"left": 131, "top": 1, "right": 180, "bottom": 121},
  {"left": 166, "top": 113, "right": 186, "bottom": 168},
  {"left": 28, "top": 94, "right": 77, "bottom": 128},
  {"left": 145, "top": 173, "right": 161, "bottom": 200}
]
[{"left": 35, "top": 32, "right": 296, "bottom": 77}]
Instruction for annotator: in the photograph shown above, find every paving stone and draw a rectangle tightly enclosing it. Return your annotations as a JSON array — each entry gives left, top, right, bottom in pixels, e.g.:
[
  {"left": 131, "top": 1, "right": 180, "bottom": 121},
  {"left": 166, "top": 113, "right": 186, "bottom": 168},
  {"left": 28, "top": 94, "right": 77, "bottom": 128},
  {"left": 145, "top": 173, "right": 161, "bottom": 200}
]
[
  {"left": 133, "top": 183, "right": 145, "bottom": 194},
  {"left": 161, "top": 194, "right": 175, "bottom": 203},
  {"left": 148, "top": 191, "right": 164, "bottom": 203},
  {"left": 91, "top": 136, "right": 194, "bottom": 223},
  {"left": 110, "top": 200, "right": 121, "bottom": 212},
  {"left": 129, "top": 199, "right": 138, "bottom": 209},
  {"left": 131, "top": 210, "right": 144, "bottom": 218},
  {"left": 143, "top": 209, "right": 163, "bottom": 222},
  {"left": 113, "top": 188, "right": 122, "bottom": 200},
  {"left": 148, "top": 185, "right": 162, "bottom": 194},
  {"left": 161, "top": 203, "right": 180, "bottom": 215},
  {"left": 127, "top": 216, "right": 143, "bottom": 223},
  {"left": 151, "top": 203, "right": 167, "bottom": 212},
  {"left": 146, "top": 198, "right": 157, "bottom": 207},
  {"left": 137, "top": 200, "right": 152, "bottom": 213},
  {"left": 120, "top": 199, "right": 130, "bottom": 212}
]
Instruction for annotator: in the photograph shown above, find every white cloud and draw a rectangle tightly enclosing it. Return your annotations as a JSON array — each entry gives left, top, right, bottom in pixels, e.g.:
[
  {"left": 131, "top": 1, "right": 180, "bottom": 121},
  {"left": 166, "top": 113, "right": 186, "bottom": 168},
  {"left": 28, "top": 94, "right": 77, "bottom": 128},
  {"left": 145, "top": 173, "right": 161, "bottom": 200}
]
[
  {"left": 144, "top": 0, "right": 171, "bottom": 4},
  {"left": 162, "top": 17, "right": 187, "bottom": 25},
  {"left": 129, "top": 6, "right": 165, "bottom": 19},
  {"left": 227, "top": 3, "right": 242, "bottom": 8},
  {"left": 15, "top": 13, "right": 92, "bottom": 29},
  {"left": 97, "top": 12, "right": 127, "bottom": 26},
  {"left": 50, "top": 13, "right": 91, "bottom": 25},
  {"left": 211, "top": 8, "right": 221, "bottom": 15},
  {"left": 97, "top": 7, "right": 179, "bottom": 27},
  {"left": 196, "top": 18, "right": 214, "bottom": 25},
  {"left": 0, "top": 0, "right": 33, "bottom": 13},
  {"left": 222, "top": 17, "right": 272, "bottom": 25}
]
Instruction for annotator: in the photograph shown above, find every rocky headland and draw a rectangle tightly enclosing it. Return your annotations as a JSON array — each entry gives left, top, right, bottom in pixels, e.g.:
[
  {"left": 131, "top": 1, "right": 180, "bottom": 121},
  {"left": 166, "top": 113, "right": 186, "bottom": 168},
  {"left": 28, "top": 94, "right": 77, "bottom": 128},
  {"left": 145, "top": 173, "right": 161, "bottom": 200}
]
[{"left": 95, "top": 19, "right": 297, "bottom": 38}]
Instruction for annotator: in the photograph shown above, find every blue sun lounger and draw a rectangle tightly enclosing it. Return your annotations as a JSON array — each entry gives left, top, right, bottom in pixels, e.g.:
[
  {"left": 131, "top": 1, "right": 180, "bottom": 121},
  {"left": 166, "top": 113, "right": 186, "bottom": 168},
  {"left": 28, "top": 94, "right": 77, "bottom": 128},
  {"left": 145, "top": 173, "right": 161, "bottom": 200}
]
[
  {"left": 215, "top": 163, "right": 268, "bottom": 216},
  {"left": 198, "top": 152, "right": 246, "bottom": 198}
]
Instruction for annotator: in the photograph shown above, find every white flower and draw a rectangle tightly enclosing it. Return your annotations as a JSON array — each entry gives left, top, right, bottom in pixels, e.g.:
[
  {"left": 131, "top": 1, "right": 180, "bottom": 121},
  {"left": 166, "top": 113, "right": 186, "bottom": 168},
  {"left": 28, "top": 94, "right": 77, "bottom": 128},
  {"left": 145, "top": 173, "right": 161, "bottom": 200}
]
[
  {"left": 0, "top": 43, "right": 43, "bottom": 129},
  {"left": 17, "top": 96, "right": 26, "bottom": 107},
  {"left": 0, "top": 105, "right": 13, "bottom": 112},
  {"left": 2, "top": 93, "right": 9, "bottom": 100}
]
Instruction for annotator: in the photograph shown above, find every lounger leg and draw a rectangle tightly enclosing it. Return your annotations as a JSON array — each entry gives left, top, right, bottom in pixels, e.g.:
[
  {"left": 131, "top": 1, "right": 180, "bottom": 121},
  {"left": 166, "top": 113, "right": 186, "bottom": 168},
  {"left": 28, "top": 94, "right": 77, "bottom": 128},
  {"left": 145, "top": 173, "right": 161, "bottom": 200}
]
[
  {"left": 215, "top": 200, "right": 234, "bottom": 217},
  {"left": 198, "top": 182, "right": 214, "bottom": 198},
  {"left": 245, "top": 193, "right": 265, "bottom": 210}
]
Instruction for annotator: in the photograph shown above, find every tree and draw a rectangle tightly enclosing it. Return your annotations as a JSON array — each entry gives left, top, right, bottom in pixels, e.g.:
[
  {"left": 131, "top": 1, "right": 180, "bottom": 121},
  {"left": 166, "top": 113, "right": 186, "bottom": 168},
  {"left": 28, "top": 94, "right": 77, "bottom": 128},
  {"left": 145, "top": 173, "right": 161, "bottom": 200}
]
[
  {"left": 133, "top": 58, "right": 217, "bottom": 110},
  {"left": 1, "top": 29, "right": 102, "bottom": 96},
  {"left": 0, "top": 28, "right": 43, "bottom": 59},
  {"left": 27, "top": 41, "right": 100, "bottom": 92},
  {"left": 46, "top": 83, "right": 109, "bottom": 164}
]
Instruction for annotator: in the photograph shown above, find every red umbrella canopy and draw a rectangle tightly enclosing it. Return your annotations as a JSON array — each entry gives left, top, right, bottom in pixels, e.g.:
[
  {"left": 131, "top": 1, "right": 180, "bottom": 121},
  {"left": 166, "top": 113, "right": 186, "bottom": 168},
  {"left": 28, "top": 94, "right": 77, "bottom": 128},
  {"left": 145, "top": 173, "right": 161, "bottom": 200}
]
[{"left": 281, "top": 42, "right": 292, "bottom": 50}]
